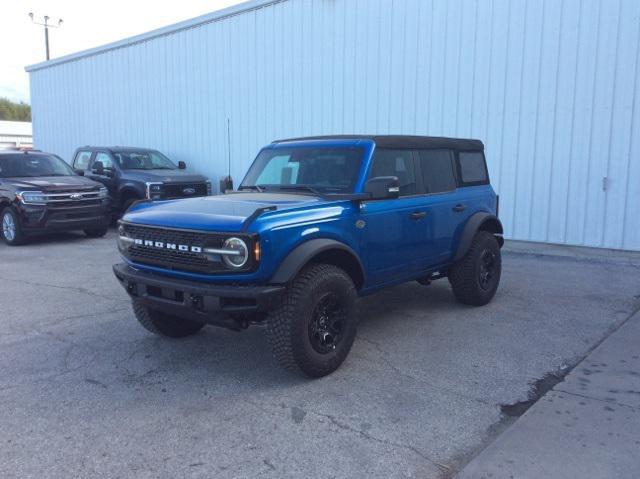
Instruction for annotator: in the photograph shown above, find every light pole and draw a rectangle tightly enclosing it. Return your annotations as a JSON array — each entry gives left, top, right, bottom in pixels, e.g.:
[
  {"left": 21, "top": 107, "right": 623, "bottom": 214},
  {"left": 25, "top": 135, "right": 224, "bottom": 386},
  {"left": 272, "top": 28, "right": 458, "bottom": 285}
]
[{"left": 28, "top": 12, "right": 63, "bottom": 61}]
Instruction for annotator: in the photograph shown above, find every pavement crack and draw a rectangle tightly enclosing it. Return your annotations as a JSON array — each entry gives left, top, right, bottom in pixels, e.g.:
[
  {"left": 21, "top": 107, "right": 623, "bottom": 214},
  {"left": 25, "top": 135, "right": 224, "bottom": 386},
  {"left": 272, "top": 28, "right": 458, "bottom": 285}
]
[
  {"left": 553, "top": 388, "right": 640, "bottom": 411},
  {"left": 358, "top": 336, "right": 492, "bottom": 407},
  {"left": 244, "top": 399, "right": 452, "bottom": 474},
  {"left": 310, "top": 409, "right": 452, "bottom": 474},
  {"left": 0, "top": 274, "right": 127, "bottom": 303}
]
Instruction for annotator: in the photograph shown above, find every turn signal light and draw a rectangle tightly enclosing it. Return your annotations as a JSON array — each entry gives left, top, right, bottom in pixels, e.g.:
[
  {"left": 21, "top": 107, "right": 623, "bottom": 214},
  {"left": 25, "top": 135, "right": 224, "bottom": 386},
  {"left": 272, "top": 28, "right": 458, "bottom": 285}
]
[{"left": 254, "top": 241, "right": 261, "bottom": 262}]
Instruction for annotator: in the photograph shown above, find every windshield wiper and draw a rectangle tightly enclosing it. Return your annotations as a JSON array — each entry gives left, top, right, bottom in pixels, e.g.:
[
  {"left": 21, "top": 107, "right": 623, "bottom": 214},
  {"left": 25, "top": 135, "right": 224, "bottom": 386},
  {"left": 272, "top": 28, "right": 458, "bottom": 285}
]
[
  {"left": 276, "top": 185, "right": 323, "bottom": 196},
  {"left": 238, "top": 185, "right": 264, "bottom": 192}
]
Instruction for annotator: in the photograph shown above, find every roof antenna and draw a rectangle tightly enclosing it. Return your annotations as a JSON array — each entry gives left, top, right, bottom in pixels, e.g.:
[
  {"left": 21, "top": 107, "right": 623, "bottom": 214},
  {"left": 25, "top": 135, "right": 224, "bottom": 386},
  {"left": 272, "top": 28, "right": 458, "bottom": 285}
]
[
  {"left": 227, "top": 118, "right": 231, "bottom": 180},
  {"left": 220, "top": 118, "right": 233, "bottom": 194}
]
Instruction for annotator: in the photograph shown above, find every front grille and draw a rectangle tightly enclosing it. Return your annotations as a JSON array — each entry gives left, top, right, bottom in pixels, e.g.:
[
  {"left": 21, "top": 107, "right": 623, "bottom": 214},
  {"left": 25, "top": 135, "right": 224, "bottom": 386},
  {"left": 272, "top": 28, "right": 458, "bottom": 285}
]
[
  {"left": 121, "top": 223, "right": 253, "bottom": 274},
  {"left": 163, "top": 183, "right": 208, "bottom": 199},
  {"left": 49, "top": 199, "right": 103, "bottom": 208}
]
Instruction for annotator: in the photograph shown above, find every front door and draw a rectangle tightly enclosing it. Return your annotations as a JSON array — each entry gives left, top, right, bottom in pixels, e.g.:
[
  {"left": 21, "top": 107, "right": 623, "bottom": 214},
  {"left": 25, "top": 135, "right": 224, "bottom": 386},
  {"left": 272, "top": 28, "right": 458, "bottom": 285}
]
[
  {"left": 360, "top": 148, "right": 430, "bottom": 285},
  {"left": 87, "top": 151, "right": 118, "bottom": 198}
]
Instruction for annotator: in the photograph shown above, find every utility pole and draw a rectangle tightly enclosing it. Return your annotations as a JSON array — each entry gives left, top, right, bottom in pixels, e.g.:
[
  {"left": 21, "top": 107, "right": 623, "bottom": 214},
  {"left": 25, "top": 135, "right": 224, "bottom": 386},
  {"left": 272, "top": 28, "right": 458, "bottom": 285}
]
[{"left": 29, "top": 13, "right": 63, "bottom": 61}]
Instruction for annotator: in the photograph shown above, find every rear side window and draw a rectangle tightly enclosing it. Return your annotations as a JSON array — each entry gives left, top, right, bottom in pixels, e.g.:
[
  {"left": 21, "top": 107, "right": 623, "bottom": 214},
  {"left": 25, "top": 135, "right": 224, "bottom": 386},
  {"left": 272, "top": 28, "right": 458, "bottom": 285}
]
[
  {"left": 369, "top": 149, "right": 418, "bottom": 196},
  {"left": 73, "top": 150, "right": 92, "bottom": 170},
  {"left": 418, "top": 149, "right": 456, "bottom": 193},
  {"left": 458, "top": 151, "right": 489, "bottom": 185}
]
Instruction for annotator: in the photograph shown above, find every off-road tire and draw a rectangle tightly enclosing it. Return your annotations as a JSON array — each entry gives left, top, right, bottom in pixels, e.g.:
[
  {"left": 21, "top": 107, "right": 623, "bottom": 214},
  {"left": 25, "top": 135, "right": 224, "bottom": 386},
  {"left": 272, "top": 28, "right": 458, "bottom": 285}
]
[
  {"left": 1, "top": 207, "right": 26, "bottom": 246},
  {"left": 133, "top": 300, "right": 205, "bottom": 338},
  {"left": 449, "top": 231, "right": 501, "bottom": 306},
  {"left": 266, "top": 263, "right": 358, "bottom": 378},
  {"left": 84, "top": 227, "right": 108, "bottom": 238}
]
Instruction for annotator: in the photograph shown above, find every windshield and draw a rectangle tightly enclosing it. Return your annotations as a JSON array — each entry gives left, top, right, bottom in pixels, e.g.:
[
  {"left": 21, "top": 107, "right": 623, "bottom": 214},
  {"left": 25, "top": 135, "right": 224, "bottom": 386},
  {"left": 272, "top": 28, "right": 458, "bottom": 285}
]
[
  {"left": 241, "top": 147, "right": 365, "bottom": 194},
  {"left": 0, "top": 154, "right": 76, "bottom": 178},
  {"left": 113, "top": 150, "right": 176, "bottom": 170}
]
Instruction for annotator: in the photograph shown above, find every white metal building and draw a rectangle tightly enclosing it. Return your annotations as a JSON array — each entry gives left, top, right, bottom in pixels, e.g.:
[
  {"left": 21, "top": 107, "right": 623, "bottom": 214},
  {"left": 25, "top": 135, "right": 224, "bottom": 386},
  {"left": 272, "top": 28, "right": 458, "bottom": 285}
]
[
  {"left": 26, "top": 0, "right": 640, "bottom": 250},
  {"left": 0, "top": 121, "right": 33, "bottom": 149}
]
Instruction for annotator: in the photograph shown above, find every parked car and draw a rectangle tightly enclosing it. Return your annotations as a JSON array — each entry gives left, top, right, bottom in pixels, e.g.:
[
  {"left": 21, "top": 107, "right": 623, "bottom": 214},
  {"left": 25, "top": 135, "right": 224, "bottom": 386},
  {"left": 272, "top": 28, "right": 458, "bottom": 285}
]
[
  {"left": 71, "top": 146, "right": 211, "bottom": 216},
  {"left": 113, "top": 136, "right": 503, "bottom": 377},
  {"left": 0, "top": 150, "right": 110, "bottom": 245}
]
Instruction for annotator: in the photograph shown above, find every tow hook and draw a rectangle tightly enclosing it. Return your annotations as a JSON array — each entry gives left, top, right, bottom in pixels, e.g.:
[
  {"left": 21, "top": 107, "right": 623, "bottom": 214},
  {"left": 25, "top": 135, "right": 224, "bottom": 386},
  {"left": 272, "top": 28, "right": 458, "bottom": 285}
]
[
  {"left": 190, "top": 294, "right": 204, "bottom": 311},
  {"left": 126, "top": 281, "right": 138, "bottom": 296}
]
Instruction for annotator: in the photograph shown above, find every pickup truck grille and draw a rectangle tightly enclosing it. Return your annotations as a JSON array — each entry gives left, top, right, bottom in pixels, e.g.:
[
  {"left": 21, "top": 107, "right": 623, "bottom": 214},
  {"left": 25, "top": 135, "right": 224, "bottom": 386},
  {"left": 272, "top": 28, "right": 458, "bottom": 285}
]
[
  {"left": 122, "top": 223, "right": 235, "bottom": 274},
  {"left": 163, "top": 183, "right": 208, "bottom": 199}
]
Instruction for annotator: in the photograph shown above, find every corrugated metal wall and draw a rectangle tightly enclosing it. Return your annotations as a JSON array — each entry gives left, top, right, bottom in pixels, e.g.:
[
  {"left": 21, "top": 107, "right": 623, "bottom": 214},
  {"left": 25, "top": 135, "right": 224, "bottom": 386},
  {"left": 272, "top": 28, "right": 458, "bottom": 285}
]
[{"left": 28, "top": 0, "right": 640, "bottom": 250}]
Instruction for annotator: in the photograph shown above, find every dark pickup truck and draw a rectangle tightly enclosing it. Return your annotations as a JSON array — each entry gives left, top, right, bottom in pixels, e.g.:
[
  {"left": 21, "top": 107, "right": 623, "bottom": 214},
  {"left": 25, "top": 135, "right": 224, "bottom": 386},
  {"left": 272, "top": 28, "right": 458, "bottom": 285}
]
[
  {"left": 0, "top": 150, "right": 110, "bottom": 245},
  {"left": 72, "top": 146, "right": 211, "bottom": 216}
]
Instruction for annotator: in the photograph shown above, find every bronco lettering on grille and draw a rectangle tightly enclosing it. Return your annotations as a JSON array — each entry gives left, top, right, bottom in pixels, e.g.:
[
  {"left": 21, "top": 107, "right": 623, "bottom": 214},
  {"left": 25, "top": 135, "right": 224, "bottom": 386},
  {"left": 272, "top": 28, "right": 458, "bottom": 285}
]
[{"left": 134, "top": 238, "right": 202, "bottom": 253}]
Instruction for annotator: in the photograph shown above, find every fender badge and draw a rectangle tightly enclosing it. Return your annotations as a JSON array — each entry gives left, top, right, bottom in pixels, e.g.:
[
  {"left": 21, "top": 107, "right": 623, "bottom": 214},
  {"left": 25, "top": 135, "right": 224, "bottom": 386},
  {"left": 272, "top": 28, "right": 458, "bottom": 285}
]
[{"left": 356, "top": 220, "right": 366, "bottom": 229}]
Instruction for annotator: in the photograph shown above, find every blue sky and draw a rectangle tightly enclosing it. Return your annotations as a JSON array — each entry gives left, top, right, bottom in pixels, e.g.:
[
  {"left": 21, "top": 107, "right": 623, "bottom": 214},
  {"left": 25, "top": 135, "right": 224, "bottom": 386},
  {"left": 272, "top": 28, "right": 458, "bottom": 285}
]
[{"left": 1, "top": 0, "right": 244, "bottom": 103}]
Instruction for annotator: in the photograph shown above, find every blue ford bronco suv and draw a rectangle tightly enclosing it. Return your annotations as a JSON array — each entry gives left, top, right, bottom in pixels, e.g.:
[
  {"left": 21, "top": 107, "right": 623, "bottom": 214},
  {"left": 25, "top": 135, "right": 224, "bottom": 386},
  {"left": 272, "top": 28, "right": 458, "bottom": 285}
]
[{"left": 113, "top": 136, "right": 503, "bottom": 377}]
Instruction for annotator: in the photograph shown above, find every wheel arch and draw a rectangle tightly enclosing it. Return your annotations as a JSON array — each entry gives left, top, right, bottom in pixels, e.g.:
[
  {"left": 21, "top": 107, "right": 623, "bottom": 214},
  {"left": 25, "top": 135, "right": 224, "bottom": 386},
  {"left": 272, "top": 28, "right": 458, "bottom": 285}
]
[
  {"left": 270, "top": 239, "right": 365, "bottom": 290},
  {"left": 454, "top": 212, "right": 504, "bottom": 261},
  {"left": 118, "top": 185, "right": 143, "bottom": 206}
]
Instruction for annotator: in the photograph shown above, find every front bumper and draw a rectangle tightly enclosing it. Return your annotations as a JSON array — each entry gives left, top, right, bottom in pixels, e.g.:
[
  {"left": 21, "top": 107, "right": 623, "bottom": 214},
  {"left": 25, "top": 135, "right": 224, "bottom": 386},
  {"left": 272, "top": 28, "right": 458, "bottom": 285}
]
[
  {"left": 113, "top": 263, "right": 285, "bottom": 325},
  {"left": 17, "top": 202, "right": 110, "bottom": 234}
]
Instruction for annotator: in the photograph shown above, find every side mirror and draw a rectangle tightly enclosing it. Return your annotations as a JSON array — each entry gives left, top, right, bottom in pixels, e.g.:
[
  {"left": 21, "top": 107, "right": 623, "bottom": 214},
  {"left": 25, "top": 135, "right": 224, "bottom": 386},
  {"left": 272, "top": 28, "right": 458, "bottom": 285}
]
[
  {"left": 74, "top": 169, "right": 85, "bottom": 176},
  {"left": 178, "top": 161, "right": 186, "bottom": 170},
  {"left": 93, "top": 161, "right": 104, "bottom": 176},
  {"left": 364, "top": 176, "right": 400, "bottom": 200}
]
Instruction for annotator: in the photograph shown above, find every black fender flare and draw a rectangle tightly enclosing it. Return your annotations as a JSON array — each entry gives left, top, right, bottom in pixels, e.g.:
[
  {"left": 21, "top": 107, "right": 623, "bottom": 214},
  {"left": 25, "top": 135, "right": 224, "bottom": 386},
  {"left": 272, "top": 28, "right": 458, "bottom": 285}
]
[
  {"left": 270, "top": 238, "right": 365, "bottom": 287},
  {"left": 453, "top": 212, "right": 504, "bottom": 261}
]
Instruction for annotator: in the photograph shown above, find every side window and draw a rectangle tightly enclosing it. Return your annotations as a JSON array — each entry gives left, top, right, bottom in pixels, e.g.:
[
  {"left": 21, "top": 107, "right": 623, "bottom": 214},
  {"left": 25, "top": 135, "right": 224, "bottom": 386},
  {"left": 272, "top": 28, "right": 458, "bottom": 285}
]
[
  {"left": 458, "top": 151, "right": 489, "bottom": 185},
  {"left": 73, "top": 150, "right": 92, "bottom": 170},
  {"left": 94, "top": 152, "right": 114, "bottom": 170},
  {"left": 418, "top": 149, "right": 456, "bottom": 193},
  {"left": 369, "top": 149, "right": 418, "bottom": 196}
]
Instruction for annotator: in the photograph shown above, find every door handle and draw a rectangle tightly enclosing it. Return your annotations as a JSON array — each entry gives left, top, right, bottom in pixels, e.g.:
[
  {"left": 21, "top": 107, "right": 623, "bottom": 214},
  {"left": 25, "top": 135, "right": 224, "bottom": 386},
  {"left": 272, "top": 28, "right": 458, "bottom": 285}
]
[
  {"left": 452, "top": 204, "right": 466, "bottom": 213},
  {"left": 410, "top": 211, "right": 427, "bottom": 220}
]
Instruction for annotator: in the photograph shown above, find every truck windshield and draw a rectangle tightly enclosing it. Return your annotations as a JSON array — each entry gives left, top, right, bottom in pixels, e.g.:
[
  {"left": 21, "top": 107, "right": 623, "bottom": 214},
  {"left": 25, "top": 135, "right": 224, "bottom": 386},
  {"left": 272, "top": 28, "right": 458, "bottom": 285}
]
[
  {"left": 114, "top": 150, "right": 177, "bottom": 170},
  {"left": 241, "top": 147, "right": 365, "bottom": 194},
  {"left": 0, "top": 154, "right": 75, "bottom": 178}
]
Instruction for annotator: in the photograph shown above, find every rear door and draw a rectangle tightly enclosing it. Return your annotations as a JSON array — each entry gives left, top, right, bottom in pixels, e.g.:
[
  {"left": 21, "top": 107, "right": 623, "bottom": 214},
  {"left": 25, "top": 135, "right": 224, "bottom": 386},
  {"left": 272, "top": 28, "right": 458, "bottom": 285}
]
[{"left": 415, "top": 149, "right": 461, "bottom": 265}]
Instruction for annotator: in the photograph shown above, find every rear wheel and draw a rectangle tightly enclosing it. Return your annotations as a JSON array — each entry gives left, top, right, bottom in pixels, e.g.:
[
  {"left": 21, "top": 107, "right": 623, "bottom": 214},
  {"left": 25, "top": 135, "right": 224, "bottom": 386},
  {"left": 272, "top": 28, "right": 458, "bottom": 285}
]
[
  {"left": 133, "top": 300, "right": 205, "bottom": 338},
  {"left": 1, "top": 207, "right": 26, "bottom": 246},
  {"left": 448, "top": 231, "right": 501, "bottom": 306},
  {"left": 266, "top": 263, "right": 358, "bottom": 377}
]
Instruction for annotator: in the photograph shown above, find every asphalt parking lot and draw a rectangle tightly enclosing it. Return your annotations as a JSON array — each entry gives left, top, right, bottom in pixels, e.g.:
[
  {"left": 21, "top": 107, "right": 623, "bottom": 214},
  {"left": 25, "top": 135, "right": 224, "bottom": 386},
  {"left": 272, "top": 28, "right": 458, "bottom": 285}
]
[{"left": 1, "top": 231, "right": 639, "bottom": 478}]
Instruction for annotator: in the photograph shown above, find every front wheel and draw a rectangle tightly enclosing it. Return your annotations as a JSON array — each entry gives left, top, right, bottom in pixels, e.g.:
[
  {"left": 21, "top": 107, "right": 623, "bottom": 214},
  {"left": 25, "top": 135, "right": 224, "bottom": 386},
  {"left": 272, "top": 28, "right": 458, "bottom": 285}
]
[
  {"left": 1, "top": 207, "right": 26, "bottom": 246},
  {"left": 266, "top": 263, "right": 358, "bottom": 377},
  {"left": 132, "top": 300, "right": 205, "bottom": 338},
  {"left": 448, "top": 231, "right": 501, "bottom": 306}
]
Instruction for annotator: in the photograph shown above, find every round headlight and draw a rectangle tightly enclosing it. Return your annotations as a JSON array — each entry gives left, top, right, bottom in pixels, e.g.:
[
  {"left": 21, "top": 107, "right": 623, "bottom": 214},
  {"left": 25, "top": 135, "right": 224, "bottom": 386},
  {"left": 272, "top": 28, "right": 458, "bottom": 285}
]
[{"left": 222, "top": 237, "right": 248, "bottom": 269}]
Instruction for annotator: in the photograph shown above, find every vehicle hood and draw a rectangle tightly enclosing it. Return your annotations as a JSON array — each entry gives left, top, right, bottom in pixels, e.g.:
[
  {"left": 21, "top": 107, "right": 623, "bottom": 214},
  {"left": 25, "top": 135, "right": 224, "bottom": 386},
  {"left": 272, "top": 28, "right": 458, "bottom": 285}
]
[
  {"left": 124, "top": 192, "right": 330, "bottom": 232},
  {"left": 121, "top": 169, "right": 208, "bottom": 183},
  {"left": 3, "top": 175, "right": 102, "bottom": 192}
]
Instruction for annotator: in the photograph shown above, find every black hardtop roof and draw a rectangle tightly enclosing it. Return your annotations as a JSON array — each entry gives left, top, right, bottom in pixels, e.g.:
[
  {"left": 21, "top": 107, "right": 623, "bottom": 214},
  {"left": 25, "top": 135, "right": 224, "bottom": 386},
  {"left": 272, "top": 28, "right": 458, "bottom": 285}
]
[
  {"left": 79, "top": 146, "right": 160, "bottom": 153},
  {"left": 273, "top": 135, "right": 484, "bottom": 151}
]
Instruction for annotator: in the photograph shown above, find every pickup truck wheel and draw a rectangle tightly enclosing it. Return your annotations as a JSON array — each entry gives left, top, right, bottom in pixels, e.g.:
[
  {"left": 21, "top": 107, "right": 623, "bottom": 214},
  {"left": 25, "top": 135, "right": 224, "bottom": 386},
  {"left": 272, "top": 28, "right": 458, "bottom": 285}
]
[
  {"left": 448, "top": 231, "right": 501, "bottom": 306},
  {"left": 84, "top": 227, "right": 108, "bottom": 238},
  {"left": 1, "top": 207, "right": 26, "bottom": 246},
  {"left": 266, "top": 263, "right": 358, "bottom": 378},
  {"left": 132, "top": 300, "right": 205, "bottom": 338}
]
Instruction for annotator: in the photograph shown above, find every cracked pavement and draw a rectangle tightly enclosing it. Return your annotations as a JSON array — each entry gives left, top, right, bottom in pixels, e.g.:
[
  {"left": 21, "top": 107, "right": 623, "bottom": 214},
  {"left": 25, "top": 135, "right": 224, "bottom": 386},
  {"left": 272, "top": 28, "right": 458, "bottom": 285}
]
[{"left": 1, "top": 230, "right": 639, "bottom": 478}]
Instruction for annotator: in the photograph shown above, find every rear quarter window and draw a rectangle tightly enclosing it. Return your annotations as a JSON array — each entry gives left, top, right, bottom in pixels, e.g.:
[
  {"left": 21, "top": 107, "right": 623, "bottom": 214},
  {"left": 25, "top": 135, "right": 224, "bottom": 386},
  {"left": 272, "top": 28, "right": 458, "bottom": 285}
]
[{"left": 458, "top": 151, "right": 489, "bottom": 185}]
